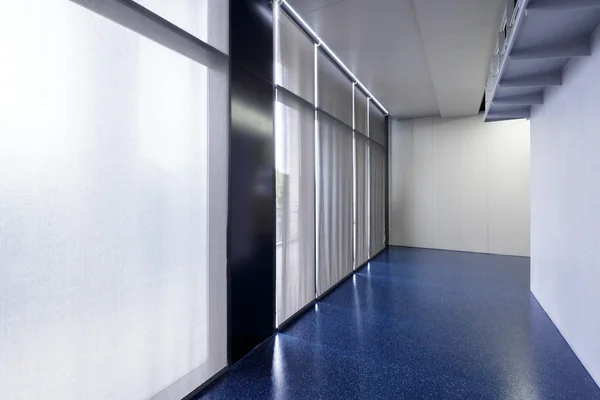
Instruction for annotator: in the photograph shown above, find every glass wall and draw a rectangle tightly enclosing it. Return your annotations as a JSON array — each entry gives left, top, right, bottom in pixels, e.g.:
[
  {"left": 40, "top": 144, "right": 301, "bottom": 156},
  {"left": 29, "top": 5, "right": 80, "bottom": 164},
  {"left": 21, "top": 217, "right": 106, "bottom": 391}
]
[
  {"left": 370, "top": 103, "right": 388, "bottom": 256},
  {"left": 354, "top": 88, "right": 370, "bottom": 268},
  {"left": 274, "top": 3, "right": 389, "bottom": 322},
  {"left": 369, "top": 142, "right": 387, "bottom": 256},
  {"left": 316, "top": 50, "right": 354, "bottom": 295},
  {"left": 317, "top": 109, "right": 354, "bottom": 295},
  {"left": 0, "top": 1, "right": 228, "bottom": 399},
  {"left": 275, "top": 10, "right": 316, "bottom": 326}
]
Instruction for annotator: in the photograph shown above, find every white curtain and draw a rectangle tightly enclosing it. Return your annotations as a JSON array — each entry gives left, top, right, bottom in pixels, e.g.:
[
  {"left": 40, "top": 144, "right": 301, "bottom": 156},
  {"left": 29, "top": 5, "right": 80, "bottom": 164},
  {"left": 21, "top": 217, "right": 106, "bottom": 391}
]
[
  {"left": 354, "top": 132, "right": 369, "bottom": 267},
  {"left": 275, "top": 90, "right": 316, "bottom": 326},
  {"left": 370, "top": 141, "right": 387, "bottom": 256},
  {"left": 318, "top": 49, "right": 353, "bottom": 127},
  {"left": 274, "top": 7, "right": 316, "bottom": 326},
  {"left": 276, "top": 10, "right": 315, "bottom": 103},
  {"left": 0, "top": 1, "right": 228, "bottom": 399},
  {"left": 317, "top": 112, "right": 354, "bottom": 295}
]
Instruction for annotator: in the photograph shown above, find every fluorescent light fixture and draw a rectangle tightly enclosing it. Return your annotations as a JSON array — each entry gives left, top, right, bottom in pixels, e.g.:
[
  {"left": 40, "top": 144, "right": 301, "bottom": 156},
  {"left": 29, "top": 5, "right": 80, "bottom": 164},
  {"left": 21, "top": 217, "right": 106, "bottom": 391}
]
[
  {"left": 279, "top": 0, "right": 320, "bottom": 44},
  {"left": 279, "top": 0, "right": 390, "bottom": 116}
]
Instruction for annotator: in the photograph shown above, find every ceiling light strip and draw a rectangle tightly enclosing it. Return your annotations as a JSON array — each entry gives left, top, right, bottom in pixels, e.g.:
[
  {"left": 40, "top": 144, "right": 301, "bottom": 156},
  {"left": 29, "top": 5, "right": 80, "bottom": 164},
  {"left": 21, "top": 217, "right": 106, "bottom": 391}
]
[{"left": 279, "top": 0, "right": 390, "bottom": 116}]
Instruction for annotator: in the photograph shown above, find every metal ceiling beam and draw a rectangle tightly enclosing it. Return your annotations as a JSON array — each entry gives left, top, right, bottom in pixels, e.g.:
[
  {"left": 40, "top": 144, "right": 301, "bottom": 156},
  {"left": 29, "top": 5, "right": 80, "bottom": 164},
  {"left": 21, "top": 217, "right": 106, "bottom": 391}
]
[
  {"left": 500, "top": 73, "right": 562, "bottom": 87},
  {"left": 494, "top": 92, "right": 544, "bottom": 106},
  {"left": 486, "top": 116, "right": 529, "bottom": 122},
  {"left": 71, "top": 0, "right": 228, "bottom": 70},
  {"left": 487, "top": 107, "right": 531, "bottom": 119},
  {"left": 528, "top": 0, "right": 600, "bottom": 11},
  {"left": 511, "top": 41, "right": 591, "bottom": 60}
]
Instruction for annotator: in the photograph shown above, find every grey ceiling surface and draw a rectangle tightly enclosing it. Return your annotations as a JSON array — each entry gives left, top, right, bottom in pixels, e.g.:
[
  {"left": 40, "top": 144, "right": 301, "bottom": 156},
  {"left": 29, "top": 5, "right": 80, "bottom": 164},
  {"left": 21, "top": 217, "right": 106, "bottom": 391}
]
[{"left": 288, "top": 0, "right": 506, "bottom": 118}]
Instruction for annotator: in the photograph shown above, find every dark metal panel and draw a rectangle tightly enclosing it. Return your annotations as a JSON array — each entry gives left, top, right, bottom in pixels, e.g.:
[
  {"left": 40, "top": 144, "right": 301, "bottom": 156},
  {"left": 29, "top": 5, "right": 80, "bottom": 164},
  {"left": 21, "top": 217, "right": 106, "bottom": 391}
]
[
  {"left": 228, "top": 0, "right": 275, "bottom": 365},
  {"left": 228, "top": 65, "right": 275, "bottom": 364},
  {"left": 231, "top": 0, "right": 274, "bottom": 83}
]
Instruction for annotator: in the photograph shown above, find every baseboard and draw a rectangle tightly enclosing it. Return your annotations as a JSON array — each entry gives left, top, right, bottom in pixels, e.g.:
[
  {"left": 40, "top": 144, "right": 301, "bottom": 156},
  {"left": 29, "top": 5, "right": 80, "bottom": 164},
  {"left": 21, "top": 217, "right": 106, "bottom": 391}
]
[
  {"left": 180, "top": 366, "right": 229, "bottom": 400},
  {"left": 277, "top": 299, "right": 317, "bottom": 331}
]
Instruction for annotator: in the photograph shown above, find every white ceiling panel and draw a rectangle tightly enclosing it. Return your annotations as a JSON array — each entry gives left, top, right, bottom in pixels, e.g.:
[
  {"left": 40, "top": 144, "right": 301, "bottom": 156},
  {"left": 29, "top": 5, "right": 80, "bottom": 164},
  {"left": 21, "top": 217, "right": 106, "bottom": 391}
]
[
  {"left": 288, "top": 0, "right": 505, "bottom": 118},
  {"left": 289, "top": 0, "right": 348, "bottom": 14},
  {"left": 413, "top": 0, "right": 505, "bottom": 117}
]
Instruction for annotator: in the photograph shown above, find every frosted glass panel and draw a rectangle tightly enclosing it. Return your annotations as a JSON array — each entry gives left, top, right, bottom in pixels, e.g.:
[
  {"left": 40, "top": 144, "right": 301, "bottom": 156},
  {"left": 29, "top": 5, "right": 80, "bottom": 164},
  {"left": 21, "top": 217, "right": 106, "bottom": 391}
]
[
  {"left": 0, "top": 2, "right": 215, "bottom": 399},
  {"left": 135, "top": 0, "right": 229, "bottom": 53}
]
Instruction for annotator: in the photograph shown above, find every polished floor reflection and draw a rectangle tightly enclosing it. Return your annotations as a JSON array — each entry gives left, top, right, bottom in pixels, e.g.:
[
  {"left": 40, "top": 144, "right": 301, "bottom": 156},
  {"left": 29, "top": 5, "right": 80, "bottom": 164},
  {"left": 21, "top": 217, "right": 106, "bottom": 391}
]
[{"left": 198, "top": 246, "right": 600, "bottom": 399}]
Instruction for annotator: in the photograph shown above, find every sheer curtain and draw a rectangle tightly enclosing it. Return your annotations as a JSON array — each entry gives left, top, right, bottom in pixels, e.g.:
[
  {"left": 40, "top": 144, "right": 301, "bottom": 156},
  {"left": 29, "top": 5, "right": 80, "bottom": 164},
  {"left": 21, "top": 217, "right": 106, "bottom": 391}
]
[
  {"left": 369, "top": 103, "right": 387, "bottom": 256},
  {"left": 354, "top": 133, "right": 369, "bottom": 267},
  {"left": 317, "top": 112, "right": 354, "bottom": 295},
  {"left": 354, "top": 88, "right": 369, "bottom": 267},
  {"left": 318, "top": 51, "right": 353, "bottom": 127},
  {"left": 316, "top": 49, "right": 354, "bottom": 295},
  {"left": 275, "top": 4, "right": 387, "bottom": 303},
  {"left": 370, "top": 142, "right": 387, "bottom": 256},
  {"left": 275, "top": 91, "right": 316, "bottom": 326},
  {"left": 276, "top": 10, "right": 315, "bottom": 103},
  {"left": 0, "top": 1, "right": 228, "bottom": 399},
  {"left": 275, "top": 8, "right": 316, "bottom": 326}
]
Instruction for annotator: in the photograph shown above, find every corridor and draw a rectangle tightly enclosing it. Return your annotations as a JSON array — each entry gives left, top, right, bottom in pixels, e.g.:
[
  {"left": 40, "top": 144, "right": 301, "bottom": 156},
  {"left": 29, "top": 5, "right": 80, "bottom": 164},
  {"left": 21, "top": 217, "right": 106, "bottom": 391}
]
[{"left": 199, "top": 247, "right": 600, "bottom": 399}]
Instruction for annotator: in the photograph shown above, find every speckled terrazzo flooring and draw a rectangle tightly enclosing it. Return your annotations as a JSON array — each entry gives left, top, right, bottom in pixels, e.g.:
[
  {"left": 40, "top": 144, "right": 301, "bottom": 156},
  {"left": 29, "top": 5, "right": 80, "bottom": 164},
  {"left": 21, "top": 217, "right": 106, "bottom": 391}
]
[{"left": 197, "top": 246, "right": 600, "bottom": 399}]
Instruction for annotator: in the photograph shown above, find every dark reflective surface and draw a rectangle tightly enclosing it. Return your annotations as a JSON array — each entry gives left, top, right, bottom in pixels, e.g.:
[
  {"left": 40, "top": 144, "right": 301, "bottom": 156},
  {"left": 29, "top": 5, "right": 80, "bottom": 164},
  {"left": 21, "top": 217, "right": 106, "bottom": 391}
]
[
  {"left": 230, "top": 0, "right": 274, "bottom": 83},
  {"left": 201, "top": 247, "right": 600, "bottom": 399},
  {"left": 228, "top": 0, "right": 275, "bottom": 365},
  {"left": 228, "top": 65, "right": 275, "bottom": 364}
]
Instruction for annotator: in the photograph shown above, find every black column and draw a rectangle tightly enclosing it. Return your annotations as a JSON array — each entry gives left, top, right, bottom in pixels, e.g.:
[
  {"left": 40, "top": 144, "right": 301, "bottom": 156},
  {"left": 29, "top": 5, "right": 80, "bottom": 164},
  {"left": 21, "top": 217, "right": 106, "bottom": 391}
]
[{"left": 228, "top": 0, "right": 275, "bottom": 364}]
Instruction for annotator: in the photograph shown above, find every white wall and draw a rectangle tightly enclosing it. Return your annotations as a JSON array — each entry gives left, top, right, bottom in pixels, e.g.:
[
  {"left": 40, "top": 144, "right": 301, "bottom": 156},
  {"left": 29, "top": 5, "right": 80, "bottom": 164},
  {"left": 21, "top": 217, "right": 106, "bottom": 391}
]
[
  {"left": 389, "top": 115, "right": 530, "bottom": 256},
  {"left": 530, "top": 29, "right": 600, "bottom": 388}
]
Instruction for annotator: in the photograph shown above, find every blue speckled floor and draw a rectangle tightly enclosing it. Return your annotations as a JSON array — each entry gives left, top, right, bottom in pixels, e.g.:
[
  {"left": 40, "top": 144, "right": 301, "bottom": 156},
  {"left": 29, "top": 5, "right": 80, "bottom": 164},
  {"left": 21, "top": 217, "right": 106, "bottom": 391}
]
[{"left": 198, "top": 246, "right": 600, "bottom": 399}]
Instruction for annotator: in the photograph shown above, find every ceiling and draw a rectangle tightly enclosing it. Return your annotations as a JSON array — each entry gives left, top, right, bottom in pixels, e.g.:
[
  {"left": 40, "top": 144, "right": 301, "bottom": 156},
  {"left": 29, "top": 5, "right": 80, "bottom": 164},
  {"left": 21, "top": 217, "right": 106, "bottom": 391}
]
[{"left": 288, "top": 0, "right": 506, "bottom": 119}]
